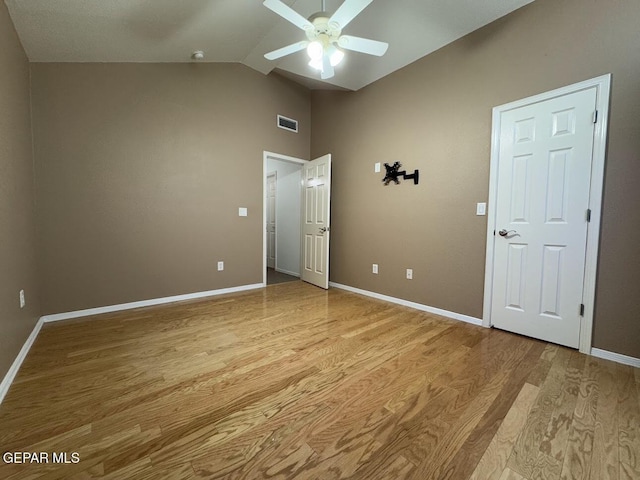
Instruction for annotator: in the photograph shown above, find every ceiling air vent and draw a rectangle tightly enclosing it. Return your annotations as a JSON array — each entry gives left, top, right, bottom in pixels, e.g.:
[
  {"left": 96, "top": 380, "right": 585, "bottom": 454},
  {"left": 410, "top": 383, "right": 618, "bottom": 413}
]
[{"left": 277, "top": 115, "right": 298, "bottom": 133}]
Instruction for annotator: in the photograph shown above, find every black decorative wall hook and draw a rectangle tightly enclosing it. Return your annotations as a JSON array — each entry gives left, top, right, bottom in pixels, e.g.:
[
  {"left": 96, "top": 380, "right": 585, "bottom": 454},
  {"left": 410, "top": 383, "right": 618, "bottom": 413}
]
[{"left": 382, "top": 162, "right": 419, "bottom": 185}]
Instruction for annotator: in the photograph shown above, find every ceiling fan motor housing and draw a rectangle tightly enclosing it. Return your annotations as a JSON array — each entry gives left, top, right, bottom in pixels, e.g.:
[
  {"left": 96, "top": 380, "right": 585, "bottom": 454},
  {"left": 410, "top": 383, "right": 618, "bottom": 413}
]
[{"left": 306, "top": 15, "right": 341, "bottom": 47}]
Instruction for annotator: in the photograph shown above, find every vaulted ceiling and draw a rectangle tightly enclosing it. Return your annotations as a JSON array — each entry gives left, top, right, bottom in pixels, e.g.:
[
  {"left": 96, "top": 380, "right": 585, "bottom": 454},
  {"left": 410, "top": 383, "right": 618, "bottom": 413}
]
[{"left": 5, "top": 0, "right": 533, "bottom": 91}]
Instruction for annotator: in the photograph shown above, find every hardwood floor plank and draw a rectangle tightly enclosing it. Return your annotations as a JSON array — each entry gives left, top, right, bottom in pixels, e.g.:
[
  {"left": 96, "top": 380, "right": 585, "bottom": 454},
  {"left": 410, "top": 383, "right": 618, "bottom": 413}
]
[
  {"left": 410, "top": 334, "right": 534, "bottom": 480},
  {"left": 97, "top": 457, "right": 152, "bottom": 480},
  {"left": 369, "top": 454, "right": 415, "bottom": 480},
  {"left": 526, "top": 344, "right": 559, "bottom": 387},
  {"left": 559, "top": 356, "right": 600, "bottom": 480},
  {"left": 540, "top": 351, "right": 586, "bottom": 462},
  {"left": 443, "top": 340, "right": 547, "bottom": 480},
  {"left": 469, "top": 382, "right": 540, "bottom": 480},
  {"left": 590, "top": 358, "right": 619, "bottom": 480},
  {"left": 499, "top": 467, "right": 528, "bottom": 480},
  {"left": 616, "top": 363, "right": 640, "bottom": 480},
  {"left": 506, "top": 345, "right": 573, "bottom": 479}
]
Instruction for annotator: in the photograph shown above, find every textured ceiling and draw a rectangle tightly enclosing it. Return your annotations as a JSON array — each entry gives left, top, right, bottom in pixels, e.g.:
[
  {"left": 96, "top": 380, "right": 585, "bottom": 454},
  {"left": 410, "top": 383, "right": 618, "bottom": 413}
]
[{"left": 5, "top": 0, "right": 534, "bottom": 91}]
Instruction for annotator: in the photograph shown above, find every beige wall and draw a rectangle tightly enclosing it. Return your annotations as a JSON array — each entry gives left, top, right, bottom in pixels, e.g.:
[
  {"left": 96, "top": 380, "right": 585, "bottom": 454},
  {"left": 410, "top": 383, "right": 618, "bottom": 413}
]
[
  {"left": 0, "top": 3, "right": 40, "bottom": 379},
  {"left": 31, "top": 63, "right": 310, "bottom": 314},
  {"left": 311, "top": 0, "right": 640, "bottom": 357}
]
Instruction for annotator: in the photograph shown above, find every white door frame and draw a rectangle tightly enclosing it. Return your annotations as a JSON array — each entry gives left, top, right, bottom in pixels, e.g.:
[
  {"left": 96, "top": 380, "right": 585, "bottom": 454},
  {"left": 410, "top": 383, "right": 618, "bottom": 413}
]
[
  {"left": 482, "top": 74, "right": 611, "bottom": 355},
  {"left": 266, "top": 171, "right": 277, "bottom": 270},
  {"left": 262, "top": 151, "right": 307, "bottom": 286}
]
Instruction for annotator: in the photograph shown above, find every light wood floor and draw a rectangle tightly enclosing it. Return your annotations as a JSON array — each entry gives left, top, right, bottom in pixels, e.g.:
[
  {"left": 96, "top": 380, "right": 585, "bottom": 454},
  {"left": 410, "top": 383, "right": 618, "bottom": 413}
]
[{"left": 0, "top": 282, "right": 638, "bottom": 480}]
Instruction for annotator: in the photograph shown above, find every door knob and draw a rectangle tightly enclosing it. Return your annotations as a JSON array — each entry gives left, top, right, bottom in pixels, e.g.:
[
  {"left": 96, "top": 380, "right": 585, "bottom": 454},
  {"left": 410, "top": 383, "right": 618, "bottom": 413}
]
[
  {"left": 499, "top": 229, "right": 517, "bottom": 237},
  {"left": 319, "top": 227, "right": 329, "bottom": 234}
]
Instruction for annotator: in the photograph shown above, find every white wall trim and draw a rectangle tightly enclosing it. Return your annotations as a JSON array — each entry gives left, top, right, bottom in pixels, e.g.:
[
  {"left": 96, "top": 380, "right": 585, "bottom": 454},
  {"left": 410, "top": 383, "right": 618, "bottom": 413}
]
[
  {"left": 483, "top": 74, "right": 611, "bottom": 355},
  {"left": 591, "top": 348, "right": 640, "bottom": 368},
  {"left": 0, "top": 318, "right": 44, "bottom": 405},
  {"left": 42, "top": 283, "right": 264, "bottom": 323},
  {"left": 330, "top": 282, "right": 482, "bottom": 326}
]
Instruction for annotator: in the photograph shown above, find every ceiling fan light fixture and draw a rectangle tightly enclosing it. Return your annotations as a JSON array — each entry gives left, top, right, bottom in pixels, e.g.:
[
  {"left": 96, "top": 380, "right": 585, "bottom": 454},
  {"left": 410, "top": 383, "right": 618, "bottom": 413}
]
[
  {"left": 306, "top": 41, "right": 324, "bottom": 61},
  {"left": 308, "top": 58, "right": 323, "bottom": 71},
  {"left": 309, "top": 44, "right": 343, "bottom": 72},
  {"left": 328, "top": 45, "right": 344, "bottom": 66}
]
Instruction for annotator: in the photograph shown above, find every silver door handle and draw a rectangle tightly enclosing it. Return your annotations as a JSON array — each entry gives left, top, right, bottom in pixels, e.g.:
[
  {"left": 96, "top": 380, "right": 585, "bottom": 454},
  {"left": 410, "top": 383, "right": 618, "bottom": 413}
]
[
  {"left": 319, "top": 227, "right": 329, "bottom": 234},
  {"left": 499, "top": 229, "right": 517, "bottom": 237}
]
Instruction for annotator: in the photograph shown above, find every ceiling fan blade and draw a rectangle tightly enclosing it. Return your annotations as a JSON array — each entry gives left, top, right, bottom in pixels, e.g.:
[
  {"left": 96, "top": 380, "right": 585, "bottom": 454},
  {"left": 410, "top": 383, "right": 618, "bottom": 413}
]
[
  {"left": 264, "top": 41, "right": 309, "bottom": 60},
  {"left": 328, "top": 0, "right": 374, "bottom": 30},
  {"left": 263, "top": 0, "right": 314, "bottom": 31},
  {"left": 338, "top": 35, "right": 388, "bottom": 56},
  {"left": 321, "top": 54, "right": 335, "bottom": 79}
]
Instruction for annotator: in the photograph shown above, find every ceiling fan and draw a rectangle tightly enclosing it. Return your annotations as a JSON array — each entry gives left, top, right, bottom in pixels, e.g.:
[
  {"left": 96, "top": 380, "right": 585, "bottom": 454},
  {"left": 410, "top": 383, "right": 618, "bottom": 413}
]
[{"left": 263, "top": 0, "right": 389, "bottom": 80}]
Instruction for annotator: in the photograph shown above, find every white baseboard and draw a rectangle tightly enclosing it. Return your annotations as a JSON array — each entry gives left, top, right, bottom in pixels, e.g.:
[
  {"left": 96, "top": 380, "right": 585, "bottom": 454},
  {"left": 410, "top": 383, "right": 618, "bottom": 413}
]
[
  {"left": 591, "top": 348, "right": 640, "bottom": 368},
  {"left": 0, "top": 283, "right": 264, "bottom": 405},
  {"left": 329, "top": 282, "right": 483, "bottom": 326},
  {"left": 41, "top": 283, "right": 264, "bottom": 323},
  {"left": 275, "top": 268, "right": 300, "bottom": 278},
  {"left": 0, "top": 317, "right": 44, "bottom": 405}
]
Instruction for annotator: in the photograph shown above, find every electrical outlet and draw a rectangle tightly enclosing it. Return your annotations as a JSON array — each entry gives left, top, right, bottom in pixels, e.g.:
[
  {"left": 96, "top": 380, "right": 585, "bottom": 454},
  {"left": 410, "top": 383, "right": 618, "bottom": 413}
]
[
  {"left": 217, "top": 261, "right": 224, "bottom": 271},
  {"left": 19, "top": 289, "right": 25, "bottom": 308},
  {"left": 406, "top": 269, "right": 413, "bottom": 280},
  {"left": 374, "top": 162, "right": 381, "bottom": 173},
  {"left": 372, "top": 264, "right": 378, "bottom": 274}
]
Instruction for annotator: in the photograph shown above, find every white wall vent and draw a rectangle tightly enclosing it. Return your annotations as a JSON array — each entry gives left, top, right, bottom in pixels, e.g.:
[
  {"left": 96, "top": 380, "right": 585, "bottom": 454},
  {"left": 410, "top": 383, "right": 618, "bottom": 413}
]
[{"left": 277, "top": 115, "right": 298, "bottom": 133}]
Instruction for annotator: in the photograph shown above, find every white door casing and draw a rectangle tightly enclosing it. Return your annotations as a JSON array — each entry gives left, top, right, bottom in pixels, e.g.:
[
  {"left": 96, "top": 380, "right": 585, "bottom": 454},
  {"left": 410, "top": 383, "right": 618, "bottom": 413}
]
[
  {"left": 483, "top": 75, "right": 611, "bottom": 354},
  {"left": 266, "top": 172, "right": 277, "bottom": 269},
  {"left": 301, "top": 154, "right": 332, "bottom": 289}
]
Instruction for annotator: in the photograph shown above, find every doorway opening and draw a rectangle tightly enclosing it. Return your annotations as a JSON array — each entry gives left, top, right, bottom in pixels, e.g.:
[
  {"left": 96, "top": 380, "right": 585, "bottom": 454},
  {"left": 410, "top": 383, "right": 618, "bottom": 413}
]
[{"left": 263, "top": 152, "right": 306, "bottom": 286}]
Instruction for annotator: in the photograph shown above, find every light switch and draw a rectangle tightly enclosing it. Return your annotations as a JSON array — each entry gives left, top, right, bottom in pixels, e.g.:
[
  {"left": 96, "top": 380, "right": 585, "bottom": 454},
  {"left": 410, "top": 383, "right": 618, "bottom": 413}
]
[
  {"left": 476, "top": 203, "right": 487, "bottom": 216},
  {"left": 239, "top": 207, "right": 248, "bottom": 217},
  {"left": 374, "top": 162, "right": 381, "bottom": 173}
]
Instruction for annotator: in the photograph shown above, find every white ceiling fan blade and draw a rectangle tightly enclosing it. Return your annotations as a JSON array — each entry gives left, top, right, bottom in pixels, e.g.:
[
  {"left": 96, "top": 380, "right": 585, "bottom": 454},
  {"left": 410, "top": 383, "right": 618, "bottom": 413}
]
[
  {"left": 263, "top": 0, "right": 314, "bottom": 31},
  {"left": 338, "top": 35, "right": 388, "bottom": 56},
  {"left": 321, "top": 53, "right": 335, "bottom": 79},
  {"left": 329, "top": 0, "right": 374, "bottom": 30},
  {"left": 264, "top": 41, "right": 309, "bottom": 60}
]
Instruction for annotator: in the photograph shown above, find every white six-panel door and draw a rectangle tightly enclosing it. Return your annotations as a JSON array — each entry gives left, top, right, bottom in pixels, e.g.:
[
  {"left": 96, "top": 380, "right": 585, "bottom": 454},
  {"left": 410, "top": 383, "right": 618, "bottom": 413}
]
[
  {"left": 491, "top": 87, "right": 597, "bottom": 348},
  {"left": 301, "top": 154, "right": 331, "bottom": 289}
]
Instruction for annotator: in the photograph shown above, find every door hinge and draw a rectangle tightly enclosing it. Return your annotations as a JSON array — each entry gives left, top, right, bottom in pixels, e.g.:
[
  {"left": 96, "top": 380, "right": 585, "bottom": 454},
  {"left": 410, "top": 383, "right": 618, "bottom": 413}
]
[
  {"left": 586, "top": 209, "right": 592, "bottom": 222},
  {"left": 592, "top": 110, "right": 598, "bottom": 124},
  {"left": 580, "top": 304, "right": 585, "bottom": 316}
]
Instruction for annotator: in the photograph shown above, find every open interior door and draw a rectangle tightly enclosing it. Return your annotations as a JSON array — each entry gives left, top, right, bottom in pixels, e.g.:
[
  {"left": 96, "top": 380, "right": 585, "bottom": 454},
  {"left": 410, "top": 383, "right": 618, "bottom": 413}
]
[{"left": 301, "top": 154, "right": 331, "bottom": 289}]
